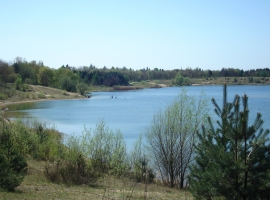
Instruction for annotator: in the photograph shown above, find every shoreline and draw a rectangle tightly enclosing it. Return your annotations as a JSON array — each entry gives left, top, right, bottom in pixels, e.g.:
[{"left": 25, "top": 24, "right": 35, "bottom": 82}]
[
  {"left": 0, "top": 84, "right": 87, "bottom": 107},
  {"left": 1, "top": 82, "right": 269, "bottom": 107}
]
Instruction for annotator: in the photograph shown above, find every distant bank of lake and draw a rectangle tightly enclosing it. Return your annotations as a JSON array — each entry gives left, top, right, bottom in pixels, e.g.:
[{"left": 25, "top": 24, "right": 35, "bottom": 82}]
[{"left": 6, "top": 85, "right": 270, "bottom": 151}]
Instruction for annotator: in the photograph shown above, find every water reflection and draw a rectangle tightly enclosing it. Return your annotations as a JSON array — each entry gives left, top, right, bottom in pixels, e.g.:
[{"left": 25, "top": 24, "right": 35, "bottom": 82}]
[
  {"left": 7, "top": 102, "right": 38, "bottom": 111},
  {"left": 5, "top": 102, "right": 37, "bottom": 118}
]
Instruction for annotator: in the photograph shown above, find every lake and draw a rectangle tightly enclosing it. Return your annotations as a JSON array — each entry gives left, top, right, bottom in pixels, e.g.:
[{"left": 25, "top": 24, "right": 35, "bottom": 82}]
[{"left": 6, "top": 85, "right": 270, "bottom": 151}]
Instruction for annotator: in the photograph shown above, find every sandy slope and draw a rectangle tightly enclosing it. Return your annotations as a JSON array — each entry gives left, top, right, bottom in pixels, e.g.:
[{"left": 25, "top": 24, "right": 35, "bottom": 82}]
[{"left": 0, "top": 85, "right": 86, "bottom": 106}]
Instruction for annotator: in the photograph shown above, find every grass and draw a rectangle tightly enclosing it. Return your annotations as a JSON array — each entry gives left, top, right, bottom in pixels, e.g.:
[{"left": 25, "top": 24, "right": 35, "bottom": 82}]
[
  {"left": 0, "top": 84, "right": 86, "bottom": 105},
  {"left": 0, "top": 158, "right": 193, "bottom": 200}
]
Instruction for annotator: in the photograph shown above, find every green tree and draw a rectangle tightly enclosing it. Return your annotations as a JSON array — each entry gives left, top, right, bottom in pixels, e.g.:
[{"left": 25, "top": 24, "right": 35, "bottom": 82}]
[
  {"left": 184, "top": 76, "right": 191, "bottom": 85},
  {"left": 59, "top": 76, "right": 76, "bottom": 92},
  {"left": 13, "top": 58, "right": 38, "bottom": 84},
  {"left": 56, "top": 67, "right": 79, "bottom": 88},
  {"left": 91, "top": 72, "right": 99, "bottom": 85},
  {"left": 76, "top": 82, "right": 88, "bottom": 95},
  {"left": 189, "top": 85, "right": 270, "bottom": 199},
  {"left": 174, "top": 72, "right": 184, "bottom": 86},
  {"left": 38, "top": 67, "right": 55, "bottom": 87},
  {"left": 0, "top": 60, "right": 15, "bottom": 87},
  {"left": 146, "top": 89, "right": 208, "bottom": 188}
]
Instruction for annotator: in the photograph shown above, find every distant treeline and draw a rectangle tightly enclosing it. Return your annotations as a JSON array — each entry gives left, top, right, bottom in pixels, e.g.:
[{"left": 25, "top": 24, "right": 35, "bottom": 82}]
[{"left": 0, "top": 57, "right": 270, "bottom": 91}]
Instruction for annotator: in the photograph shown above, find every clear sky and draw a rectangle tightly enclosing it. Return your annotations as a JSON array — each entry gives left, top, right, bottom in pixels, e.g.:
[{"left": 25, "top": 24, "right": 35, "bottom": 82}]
[{"left": 1, "top": 0, "right": 270, "bottom": 70}]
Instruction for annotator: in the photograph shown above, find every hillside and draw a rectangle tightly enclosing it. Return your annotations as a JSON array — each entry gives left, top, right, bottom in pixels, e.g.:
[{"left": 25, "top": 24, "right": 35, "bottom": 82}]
[{"left": 0, "top": 84, "right": 86, "bottom": 106}]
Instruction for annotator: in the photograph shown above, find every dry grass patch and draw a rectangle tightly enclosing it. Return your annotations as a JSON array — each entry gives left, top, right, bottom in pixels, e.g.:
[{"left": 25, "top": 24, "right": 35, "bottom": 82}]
[{"left": 0, "top": 158, "right": 193, "bottom": 200}]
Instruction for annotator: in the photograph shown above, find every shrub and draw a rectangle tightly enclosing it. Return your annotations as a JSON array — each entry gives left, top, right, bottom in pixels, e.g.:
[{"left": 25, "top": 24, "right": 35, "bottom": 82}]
[
  {"left": 15, "top": 77, "right": 22, "bottom": 90},
  {"left": 44, "top": 121, "right": 129, "bottom": 185},
  {"left": 38, "top": 92, "right": 46, "bottom": 98},
  {"left": 0, "top": 123, "right": 28, "bottom": 191},
  {"left": 0, "top": 93, "right": 8, "bottom": 100},
  {"left": 44, "top": 152, "right": 99, "bottom": 185},
  {"left": 6, "top": 88, "right": 16, "bottom": 97},
  {"left": 76, "top": 82, "right": 88, "bottom": 95},
  {"left": 9, "top": 119, "right": 63, "bottom": 161}
]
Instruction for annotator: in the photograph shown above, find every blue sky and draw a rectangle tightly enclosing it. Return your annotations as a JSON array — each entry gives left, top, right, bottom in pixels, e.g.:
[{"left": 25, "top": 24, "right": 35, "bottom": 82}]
[{"left": 1, "top": 0, "right": 270, "bottom": 70}]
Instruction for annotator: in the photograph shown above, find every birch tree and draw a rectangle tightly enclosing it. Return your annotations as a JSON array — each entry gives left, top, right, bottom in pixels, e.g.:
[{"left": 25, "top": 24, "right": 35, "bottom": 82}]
[{"left": 146, "top": 88, "right": 208, "bottom": 188}]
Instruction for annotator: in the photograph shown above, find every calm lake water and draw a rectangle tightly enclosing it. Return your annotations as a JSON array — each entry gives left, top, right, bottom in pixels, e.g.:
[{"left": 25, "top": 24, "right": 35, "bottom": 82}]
[{"left": 6, "top": 85, "right": 270, "bottom": 151}]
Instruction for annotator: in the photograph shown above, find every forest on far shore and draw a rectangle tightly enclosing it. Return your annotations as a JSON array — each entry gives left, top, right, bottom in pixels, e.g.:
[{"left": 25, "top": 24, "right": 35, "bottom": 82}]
[{"left": 1, "top": 57, "right": 270, "bottom": 95}]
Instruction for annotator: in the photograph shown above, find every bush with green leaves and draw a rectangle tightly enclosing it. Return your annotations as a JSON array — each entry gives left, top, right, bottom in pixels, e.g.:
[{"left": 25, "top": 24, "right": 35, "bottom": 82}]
[
  {"left": 8, "top": 119, "right": 62, "bottom": 161},
  {"left": 44, "top": 140, "right": 99, "bottom": 185},
  {"left": 0, "top": 93, "right": 8, "bottom": 100},
  {"left": 80, "top": 121, "right": 128, "bottom": 176},
  {"left": 0, "top": 121, "right": 28, "bottom": 191},
  {"left": 130, "top": 134, "right": 155, "bottom": 183},
  {"left": 45, "top": 121, "right": 128, "bottom": 185},
  {"left": 15, "top": 77, "right": 22, "bottom": 90},
  {"left": 174, "top": 72, "right": 184, "bottom": 86}
]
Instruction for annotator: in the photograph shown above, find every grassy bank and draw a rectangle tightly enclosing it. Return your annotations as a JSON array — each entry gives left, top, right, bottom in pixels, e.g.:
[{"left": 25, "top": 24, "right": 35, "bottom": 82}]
[{"left": 0, "top": 158, "right": 192, "bottom": 200}]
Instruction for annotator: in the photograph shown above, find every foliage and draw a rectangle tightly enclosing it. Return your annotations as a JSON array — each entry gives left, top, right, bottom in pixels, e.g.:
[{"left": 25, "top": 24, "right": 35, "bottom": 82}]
[
  {"left": 80, "top": 121, "right": 128, "bottom": 176},
  {"left": 0, "top": 60, "right": 16, "bottom": 86},
  {"left": 0, "top": 119, "right": 28, "bottom": 191},
  {"left": 38, "top": 92, "right": 46, "bottom": 98},
  {"left": 13, "top": 58, "right": 40, "bottom": 84},
  {"left": 59, "top": 76, "right": 76, "bottom": 92},
  {"left": 38, "top": 67, "right": 56, "bottom": 87},
  {"left": 30, "top": 122, "right": 63, "bottom": 161},
  {"left": 2, "top": 57, "right": 270, "bottom": 94},
  {"left": 44, "top": 142, "right": 99, "bottom": 185},
  {"left": 174, "top": 72, "right": 184, "bottom": 86},
  {"left": 146, "top": 88, "right": 208, "bottom": 188},
  {"left": 7, "top": 119, "right": 63, "bottom": 161},
  {"left": 130, "top": 134, "right": 155, "bottom": 183},
  {"left": 86, "top": 70, "right": 129, "bottom": 86},
  {"left": 189, "top": 85, "right": 270, "bottom": 199},
  {"left": 15, "top": 77, "right": 22, "bottom": 90},
  {"left": 0, "top": 93, "right": 8, "bottom": 100},
  {"left": 44, "top": 121, "right": 128, "bottom": 185},
  {"left": 76, "top": 82, "right": 88, "bottom": 95}
]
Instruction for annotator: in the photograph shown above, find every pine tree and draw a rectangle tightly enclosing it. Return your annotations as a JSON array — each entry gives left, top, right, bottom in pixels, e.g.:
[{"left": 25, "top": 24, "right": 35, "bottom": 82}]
[{"left": 189, "top": 85, "right": 270, "bottom": 199}]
